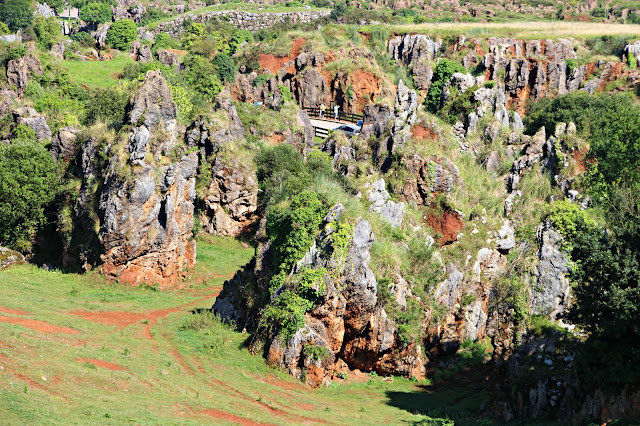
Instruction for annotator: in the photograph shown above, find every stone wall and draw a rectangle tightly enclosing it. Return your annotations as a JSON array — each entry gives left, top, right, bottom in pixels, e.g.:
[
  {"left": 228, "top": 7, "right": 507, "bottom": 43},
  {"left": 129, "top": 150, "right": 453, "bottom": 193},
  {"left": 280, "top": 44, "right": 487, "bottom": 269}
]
[{"left": 141, "top": 10, "right": 330, "bottom": 38}]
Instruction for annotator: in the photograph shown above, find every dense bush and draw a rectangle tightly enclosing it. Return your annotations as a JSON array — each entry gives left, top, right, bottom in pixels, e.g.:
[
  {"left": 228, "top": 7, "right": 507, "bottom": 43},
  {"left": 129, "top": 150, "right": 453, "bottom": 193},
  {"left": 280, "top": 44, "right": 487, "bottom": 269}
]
[
  {"left": 0, "top": 140, "right": 59, "bottom": 250},
  {"left": 212, "top": 53, "right": 236, "bottom": 84},
  {"left": 105, "top": 19, "right": 137, "bottom": 50},
  {"left": 0, "top": 0, "right": 33, "bottom": 32},
  {"left": 33, "top": 16, "right": 63, "bottom": 50},
  {"left": 84, "top": 87, "right": 128, "bottom": 127},
  {"left": 425, "top": 59, "right": 465, "bottom": 113},
  {"left": 256, "top": 144, "right": 313, "bottom": 207},
  {"left": 140, "top": 7, "right": 169, "bottom": 26},
  {"left": 183, "top": 55, "right": 223, "bottom": 100},
  {"left": 0, "top": 21, "right": 9, "bottom": 35},
  {"left": 7, "top": 44, "right": 26, "bottom": 60},
  {"left": 267, "top": 190, "right": 325, "bottom": 274},
  {"left": 79, "top": 2, "right": 112, "bottom": 24}
]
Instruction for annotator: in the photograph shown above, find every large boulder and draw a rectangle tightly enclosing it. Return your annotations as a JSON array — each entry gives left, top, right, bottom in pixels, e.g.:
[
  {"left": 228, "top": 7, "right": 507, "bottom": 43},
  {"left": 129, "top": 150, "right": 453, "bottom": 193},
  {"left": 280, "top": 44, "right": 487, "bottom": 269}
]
[
  {"left": 13, "top": 107, "right": 52, "bottom": 141},
  {"left": 99, "top": 71, "right": 196, "bottom": 287},
  {"left": 6, "top": 55, "right": 41, "bottom": 94},
  {"left": 294, "top": 68, "right": 328, "bottom": 108}
]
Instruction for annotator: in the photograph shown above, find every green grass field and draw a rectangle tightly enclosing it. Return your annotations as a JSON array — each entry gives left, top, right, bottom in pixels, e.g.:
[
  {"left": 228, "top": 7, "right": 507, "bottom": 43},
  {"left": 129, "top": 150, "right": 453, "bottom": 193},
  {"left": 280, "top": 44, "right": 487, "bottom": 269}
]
[
  {"left": 0, "top": 236, "right": 488, "bottom": 424},
  {"left": 64, "top": 53, "right": 133, "bottom": 89}
]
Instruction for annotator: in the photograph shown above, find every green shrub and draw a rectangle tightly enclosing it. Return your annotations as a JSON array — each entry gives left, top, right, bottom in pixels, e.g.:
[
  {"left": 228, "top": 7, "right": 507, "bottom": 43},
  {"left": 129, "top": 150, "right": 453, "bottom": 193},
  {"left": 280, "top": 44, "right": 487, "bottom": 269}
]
[
  {"left": 565, "top": 58, "right": 578, "bottom": 77},
  {"left": 84, "top": 87, "right": 128, "bottom": 127},
  {"left": 105, "top": 19, "right": 137, "bottom": 50},
  {"left": 0, "top": 21, "right": 10, "bottom": 35},
  {"left": 212, "top": 53, "right": 236, "bottom": 84},
  {"left": 252, "top": 73, "right": 271, "bottom": 87},
  {"left": 546, "top": 200, "right": 597, "bottom": 251},
  {"left": 181, "top": 310, "right": 217, "bottom": 331},
  {"left": 259, "top": 290, "right": 312, "bottom": 342},
  {"left": 183, "top": 55, "right": 223, "bottom": 100},
  {"left": 79, "top": 2, "right": 112, "bottom": 24},
  {"left": 425, "top": 59, "right": 465, "bottom": 113},
  {"left": 229, "top": 29, "right": 251, "bottom": 55},
  {"left": 303, "top": 343, "right": 330, "bottom": 362},
  {"left": 296, "top": 267, "right": 327, "bottom": 302},
  {"left": 278, "top": 85, "right": 292, "bottom": 102},
  {"left": 267, "top": 191, "right": 325, "bottom": 273},
  {"left": 0, "top": 140, "right": 59, "bottom": 250},
  {"left": 257, "top": 144, "right": 313, "bottom": 207},
  {"left": 7, "top": 44, "right": 26, "bottom": 61},
  {"left": 140, "top": 7, "right": 169, "bottom": 26},
  {"left": 628, "top": 53, "right": 637, "bottom": 69}
]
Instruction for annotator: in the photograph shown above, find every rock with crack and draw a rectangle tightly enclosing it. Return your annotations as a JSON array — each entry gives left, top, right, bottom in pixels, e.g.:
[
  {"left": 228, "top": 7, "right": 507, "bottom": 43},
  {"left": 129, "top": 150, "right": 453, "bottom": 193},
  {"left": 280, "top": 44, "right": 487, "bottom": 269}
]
[
  {"left": 51, "top": 127, "right": 80, "bottom": 162},
  {"left": 99, "top": 71, "right": 196, "bottom": 288},
  {"left": 402, "top": 154, "right": 461, "bottom": 204},
  {"left": 0, "top": 246, "right": 26, "bottom": 270},
  {"left": 532, "top": 221, "right": 571, "bottom": 319},
  {"left": 13, "top": 107, "right": 52, "bottom": 141}
]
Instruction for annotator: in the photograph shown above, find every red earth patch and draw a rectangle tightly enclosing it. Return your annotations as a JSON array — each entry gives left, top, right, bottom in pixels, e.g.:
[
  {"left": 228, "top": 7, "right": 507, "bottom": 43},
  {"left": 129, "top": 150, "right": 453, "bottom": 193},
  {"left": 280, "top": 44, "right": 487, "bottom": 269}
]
[
  {"left": 0, "top": 315, "right": 79, "bottom": 335},
  {"left": 426, "top": 210, "right": 465, "bottom": 246},
  {"left": 0, "top": 307, "right": 30, "bottom": 316},
  {"left": 76, "top": 357, "right": 126, "bottom": 371}
]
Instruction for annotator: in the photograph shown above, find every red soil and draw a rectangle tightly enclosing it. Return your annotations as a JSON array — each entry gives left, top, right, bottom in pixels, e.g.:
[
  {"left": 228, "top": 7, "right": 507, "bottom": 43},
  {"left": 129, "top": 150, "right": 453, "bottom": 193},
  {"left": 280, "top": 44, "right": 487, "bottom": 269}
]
[
  {"left": 170, "top": 348, "right": 195, "bottom": 376},
  {"left": 350, "top": 70, "right": 381, "bottom": 113},
  {"left": 76, "top": 358, "right": 126, "bottom": 371},
  {"left": 69, "top": 310, "right": 148, "bottom": 328},
  {"left": 259, "top": 38, "right": 306, "bottom": 74},
  {"left": 412, "top": 125, "right": 438, "bottom": 141},
  {"left": 572, "top": 148, "right": 589, "bottom": 172},
  {"left": 0, "top": 306, "right": 30, "bottom": 316},
  {"left": 426, "top": 210, "right": 465, "bottom": 246},
  {"left": 0, "top": 314, "right": 79, "bottom": 335}
]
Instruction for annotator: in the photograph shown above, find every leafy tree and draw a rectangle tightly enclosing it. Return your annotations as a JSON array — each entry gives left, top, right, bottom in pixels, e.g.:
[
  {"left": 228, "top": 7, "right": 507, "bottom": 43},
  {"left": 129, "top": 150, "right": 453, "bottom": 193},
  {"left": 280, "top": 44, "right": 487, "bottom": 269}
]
[
  {"left": 0, "top": 0, "right": 33, "bottom": 32},
  {"left": 212, "top": 53, "right": 235, "bottom": 84},
  {"left": 33, "top": 16, "right": 63, "bottom": 50},
  {"left": 564, "top": 188, "right": 640, "bottom": 386},
  {"left": 0, "top": 140, "right": 59, "bottom": 250},
  {"left": 105, "top": 18, "right": 137, "bottom": 50},
  {"left": 151, "top": 32, "right": 179, "bottom": 54},
  {"left": 79, "top": 2, "right": 112, "bottom": 24},
  {"left": 425, "top": 59, "right": 465, "bottom": 113},
  {"left": 140, "top": 7, "right": 168, "bottom": 26}
]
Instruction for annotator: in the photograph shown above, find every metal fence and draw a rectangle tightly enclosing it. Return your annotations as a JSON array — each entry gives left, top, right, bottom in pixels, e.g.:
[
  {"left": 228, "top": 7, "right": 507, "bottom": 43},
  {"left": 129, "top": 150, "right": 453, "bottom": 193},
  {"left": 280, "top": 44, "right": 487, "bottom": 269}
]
[{"left": 304, "top": 107, "right": 363, "bottom": 124}]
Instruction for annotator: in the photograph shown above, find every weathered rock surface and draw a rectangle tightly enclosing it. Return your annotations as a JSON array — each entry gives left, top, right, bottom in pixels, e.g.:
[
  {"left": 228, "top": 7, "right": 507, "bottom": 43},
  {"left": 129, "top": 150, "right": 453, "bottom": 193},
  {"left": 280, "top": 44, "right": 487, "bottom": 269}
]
[
  {"left": 51, "top": 127, "right": 80, "bottom": 162},
  {"left": 402, "top": 154, "right": 461, "bottom": 204},
  {"left": 0, "top": 246, "right": 26, "bottom": 269},
  {"left": 6, "top": 55, "right": 42, "bottom": 94},
  {"left": 99, "top": 71, "right": 196, "bottom": 287},
  {"left": 13, "top": 107, "right": 52, "bottom": 141},
  {"left": 532, "top": 221, "right": 571, "bottom": 319},
  {"left": 366, "top": 179, "right": 405, "bottom": 228}
]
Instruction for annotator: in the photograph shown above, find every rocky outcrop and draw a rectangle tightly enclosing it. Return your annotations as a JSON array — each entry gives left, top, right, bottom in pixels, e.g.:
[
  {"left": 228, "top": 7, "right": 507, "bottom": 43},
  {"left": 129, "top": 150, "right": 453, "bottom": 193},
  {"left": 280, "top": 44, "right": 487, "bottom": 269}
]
[
  {"left": 366, "top": 179, "right": 405, "bottom": 228},
  {"left": 99, "top": 71, "right": 196, "bottom": 287},
  {"left": 13, "top": 107, "right": 52, "bottom": 142},
  {"left": 157, "top": 49, "right": 181, "bottom": 69},
  {"left": 388, "top": 34, "right": 440, "bottom": 90},
  {"left": 0, "top": 246, "right": 26, "bottom": 269},
  {"left": 144, "top": 10, "right": 331, "bottom": 38},
  {"left": 6, "top": 55, "right": 42, "bottom": 94},
  {"left": 294, "top": 68, "right": 329, "bottom": 109},
  {"left": 532, "top": 221, "right": 570, "bottom": 319},
  {"left": 402, "top": 154, "right": 461, "bottom": 204},
  {"left": 130, "top": 40, "right": 152, "bottom": 63},
  {"left": 51, "top": 127, "right": 80, "bottom": 162},
  {"left": 266, "top": 216, "right": 426, "bottom": 385}
]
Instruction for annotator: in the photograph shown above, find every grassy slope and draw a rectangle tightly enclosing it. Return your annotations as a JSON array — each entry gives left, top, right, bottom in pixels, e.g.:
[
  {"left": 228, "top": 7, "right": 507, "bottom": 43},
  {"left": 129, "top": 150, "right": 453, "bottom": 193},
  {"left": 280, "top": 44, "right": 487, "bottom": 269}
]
[
  {"left": 382, "top": 21, "right": 640, "bottom": 39},
  {"left": 0, "top": 236, "right": 488, "bottom": 425},
  {"left": 64, "top": 53, "right": 133, "bottom": 89}
]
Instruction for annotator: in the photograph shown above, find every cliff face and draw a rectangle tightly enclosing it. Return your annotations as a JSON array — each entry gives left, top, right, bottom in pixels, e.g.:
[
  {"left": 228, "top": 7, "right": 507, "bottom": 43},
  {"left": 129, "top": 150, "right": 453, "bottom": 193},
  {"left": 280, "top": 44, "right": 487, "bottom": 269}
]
[{"left": 99, "top": 71, "right": 197, "bottom": 287}]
